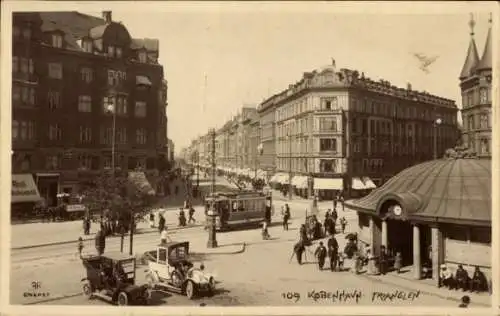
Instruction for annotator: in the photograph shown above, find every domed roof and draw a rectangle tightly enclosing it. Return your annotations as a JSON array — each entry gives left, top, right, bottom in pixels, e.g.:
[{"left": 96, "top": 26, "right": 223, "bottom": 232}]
[{"left": 346, "top": 158, "right": 491, "bottom": 226}]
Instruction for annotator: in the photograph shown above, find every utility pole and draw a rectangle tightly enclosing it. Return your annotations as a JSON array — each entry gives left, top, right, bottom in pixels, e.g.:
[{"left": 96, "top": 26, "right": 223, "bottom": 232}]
[{"left": 207, "top": 128, "right": 218, "bottom": 248}]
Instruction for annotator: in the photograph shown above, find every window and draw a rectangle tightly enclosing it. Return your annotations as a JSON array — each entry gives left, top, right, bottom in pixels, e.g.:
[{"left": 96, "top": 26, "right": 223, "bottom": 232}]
[
  {"left": 12, "top": 86, "right": 21, "bottom": 102},
  {"left": 13, "top": 26, "right": 21, "bottom": 38},
  {"left": 135, "top": 101, "right": 147, "bottom": 117},
  {"left": 107, "top": 46, "right": 115, "bottom": 57},
  {"left": 78, "top": 95, "right": 92, "bottom": 112},
  {"left": 21, "top": 58, "right": 34, "bottom": 74},
  {"left": 116, "top": 47, "right": 122, "bottom": 58},
  {"left": 138, "top": 51, "right": 147, "bottom": 63},
  {"left": 319, "top": 117, "right": 337, "bottom": 132},
  {"left": 48, "top": 63, "right": 63, "bottom": 79},
  {"left": 117, "top": 127, "right": 127, "bottom": 144},
  {"left": 467, "top": 91, "right": 474, "bottom": 107},
  {"left": 79, "top": 126, "right": 92, "bottom": 143},
  {"left": 14, "top": 86, "right": 35, "bottom": 105},
  {"left": 319, "top": 138, "right": 337, "bottom": 152},
  {"left": 22, "top": 27, "right": 32, "bottom": 40},
  {"left": 51, "top": 34, "right": 63, "bottom": 48},
  {"left": 116, "top": 96, "right": 128, "bottom": 115},
  {"left": 480, "top": 114, "right": 489, "bottom": 129},
  {"left": 100, "top": 127, "right": 112, "bottom": 145},
  {"left": 12, "top": 120, "right": 19, "bottom": 140},
  {"left": 467, "top": 115, "right": 475, "bottom": 130},
  {"left": 480, "top": 138, "right": 490, "bottom": 154},
  {"left": 107, "top": 69, "right": 126, "bottom": 86},
  {"left": 479, "top": 88, "right": 489, "bottom": 104},
  {"left": 12, "top": 56, "right": 19, "bottom": 73},
  {"left": 82, "top": 40, "right": 93, "bottom": 53},
  {"left": 136, "top": 128, "right": 147, "bottom": 144},
  {"left": 48, "top": 90, "right": 61, "bottom": 109},
  {"left": 81, "top": 67, "right": 93, "bottom": 83},
  {"left": 103, "top": 156, "right": 112, "bottom": 169},
  {"left": 320, "top": 159, "right": 336, "bottom": 172},
  {"left": 470, "top": 227, "right": 491, "bottom": 244},
  {"left": 45, "top": 155, "right": 61, "bottom": 170},
  {"left": 48, "top": 124, "right": 62, "bottom": 141},
  {"left": 78, "top": 154, "right": 92, "bottom": 170}
]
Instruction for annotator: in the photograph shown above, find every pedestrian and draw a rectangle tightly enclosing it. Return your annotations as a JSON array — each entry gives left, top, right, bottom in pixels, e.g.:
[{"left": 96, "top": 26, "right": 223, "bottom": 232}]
[
  {"left": 458, "top": 295, "right": 470, "bottom": 308},
  {"left": 95, "top": 229, "right": 105, "bottom": 256},
  {"left": 158, "top": 214, "right": 165, "bottom": 234},
  {"left": 77, "top": 237, "right": 84, "bottom": 258},
  {"left": 83, "top": 217, "right": 89, "bottom": 235},
  {"left": 160, "top": 227, "right": 170, "bottom": 243},
  {"left": 340, "top": 217, "right": 347, "bottom": 234},
  {"left": 471, "top": 266, "right": 488, "bottom": 293},
  {"left": 174, "top": 185, "right": 179, "bottom": 196},
  {"left": 149, "top": 212, "right": 155, "bottom": 228},
  {"left": 333, "top": 196, "right": 337, "bottom": 211},
  {"left": 327, "top": 235, "right": 339, "bottom": 272},
  {"left": 283, "top": 204, "right": 291, "bottom": 231},
  {"left": 339, "top": 194, "right": 345, "bottom": 212},
  {"left": 379, "top": 246, "right": 388, "bottom": 275},
  {"left": 293, "top": 241, "right": 305, "bottom": 265},
  {"left": 439, "top": 264, "right": 455, "bottom": 289},
  {"left": 394, "top": 252, "right": 402, "bottom": 274},
  {"left": 188, "top": 206, "right": 196, "bottom": 224},
  {"left": 455, "top": 265, "right": 470, "bottom": 291},
  {"left": 314, "top": 241, "right": 327, "bottom": 270}
]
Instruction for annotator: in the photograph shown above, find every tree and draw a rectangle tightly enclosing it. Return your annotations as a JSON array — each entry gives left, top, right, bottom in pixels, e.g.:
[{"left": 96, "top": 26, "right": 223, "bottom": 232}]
[{"left": 80, "top": 171, "right": 156, "bottom": 232}]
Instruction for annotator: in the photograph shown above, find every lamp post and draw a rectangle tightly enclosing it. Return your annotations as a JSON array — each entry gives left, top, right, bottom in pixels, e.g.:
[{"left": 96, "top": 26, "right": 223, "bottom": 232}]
[
  {"left": 433, "top": 118, "right": 442, "bottom": 160},
  {"left": 207, "top": 128, "right": 218, "bottom": 248},
  {"left": 256, "top": 143, "right": 263, "bottom": 180},
  {"left": 105, "top": 97, "right": 117, "bottom": 178}
]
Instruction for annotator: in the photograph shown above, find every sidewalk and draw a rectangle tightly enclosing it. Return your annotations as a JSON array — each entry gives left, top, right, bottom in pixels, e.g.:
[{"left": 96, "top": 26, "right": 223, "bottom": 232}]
[{"left": 11, "top": 205, "right": 206, "bottom": 250}]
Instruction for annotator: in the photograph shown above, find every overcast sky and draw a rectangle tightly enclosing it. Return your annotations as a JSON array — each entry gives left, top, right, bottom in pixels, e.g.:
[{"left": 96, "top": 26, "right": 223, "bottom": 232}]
[{"left": 4, "top": 2, "right": 496, "bottom": 153}]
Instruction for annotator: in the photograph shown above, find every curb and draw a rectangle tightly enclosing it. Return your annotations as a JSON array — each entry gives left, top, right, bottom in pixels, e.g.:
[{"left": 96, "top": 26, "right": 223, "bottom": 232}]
[
  {"left": 203, "top": 242, "right": 246, "bottom": 255},
  {"left": 12, "top": 224, "right": 203, "bottom": 251},
  {"left": 357, "top": 272, "right": 491, "bottom": 307}
]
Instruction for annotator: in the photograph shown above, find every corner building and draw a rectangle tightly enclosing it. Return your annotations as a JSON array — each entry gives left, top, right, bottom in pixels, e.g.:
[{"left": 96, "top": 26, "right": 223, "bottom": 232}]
[
  {"left": 11, "top": 12, "right": 168, "bottom": 209},
  {"left": 261, "top": 61, "right": 458, "bottom": 199}
]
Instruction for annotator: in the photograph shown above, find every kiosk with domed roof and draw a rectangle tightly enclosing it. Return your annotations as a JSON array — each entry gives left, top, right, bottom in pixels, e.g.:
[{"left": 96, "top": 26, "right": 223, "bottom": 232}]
[{"left": 345, "top": 147, "right": 491, "bottom": 287}]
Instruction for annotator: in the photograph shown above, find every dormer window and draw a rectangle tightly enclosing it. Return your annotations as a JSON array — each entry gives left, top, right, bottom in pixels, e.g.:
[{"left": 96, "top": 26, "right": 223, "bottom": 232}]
[
  {"left": 138, "top": 51, "right": 147, "bottom": 63},
  {"left": 82, "top": 40, "right": 93, "bottom": 53},
  {"left": 51, "top": 34, "right": 63, "bottom": 48},
  {"left": 107, "top": 46, "right": 115, "bottom": 57}
]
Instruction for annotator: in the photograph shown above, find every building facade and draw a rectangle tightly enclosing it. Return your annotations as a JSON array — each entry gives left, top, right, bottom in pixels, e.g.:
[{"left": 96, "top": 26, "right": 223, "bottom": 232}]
[
  {"left": 12, "top": 11, "right": 167, "bottom": 207},
  {"left": 460, "top": 15, "right": 492, "bottom": 157},
  {"left": 257, "top": 101, "right": 277, "bottom": 173},
  {"left": 263, "top": 60, "right": 458, "bottom": 199}
]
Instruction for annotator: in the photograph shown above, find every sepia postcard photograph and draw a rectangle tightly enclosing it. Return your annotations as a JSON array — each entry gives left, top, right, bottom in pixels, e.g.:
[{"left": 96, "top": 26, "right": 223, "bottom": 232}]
[{"left": 1, "top": 1, "right": 498, "bottom": 315}]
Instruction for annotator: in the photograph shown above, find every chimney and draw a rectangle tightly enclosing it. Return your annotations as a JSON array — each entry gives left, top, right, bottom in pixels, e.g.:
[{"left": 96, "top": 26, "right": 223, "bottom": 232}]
[
  {"left": 102, "top": 11, "right": 112, "bottom": 23},
  {"left": 407, "top": 83, "right": 412, "bottom": 91}
]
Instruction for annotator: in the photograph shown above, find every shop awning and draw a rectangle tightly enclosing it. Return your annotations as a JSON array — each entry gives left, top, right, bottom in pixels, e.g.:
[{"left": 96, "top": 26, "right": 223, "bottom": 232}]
[
  {"left": 11, "top": 174, "right": 42, "bottom": 203},
  {"left": 314, "top": 178, "right": 343, "bottom": 190},
  {"left": 351, "top": 177, "right": 366, "bottom": 190},
  {"left": 292, "top": 176, "right": 308, "bottom": 189},
  {"left": 136, "top": 75, "right": 152, "bottom": 86},
  {"left": 278, "top": 173, "right": 291, "bottom": 184},
  {"left": 128, "top": 171, "right": 156, "bottom": 195},
  {"left": 362, "top": 177, "right": 377, "bottom": 189}
]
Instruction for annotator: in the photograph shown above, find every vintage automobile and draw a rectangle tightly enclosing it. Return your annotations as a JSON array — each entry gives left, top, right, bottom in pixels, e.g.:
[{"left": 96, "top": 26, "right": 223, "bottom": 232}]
[
  {"left": 144, "top": 241, "right": 216, "bottom": 299},
  {"left": 81, "top": 252, "right": 151, "bottom": 306}
]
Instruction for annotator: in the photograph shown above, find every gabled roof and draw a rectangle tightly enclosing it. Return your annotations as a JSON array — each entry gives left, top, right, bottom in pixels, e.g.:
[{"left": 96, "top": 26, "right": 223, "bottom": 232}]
[
  {"left": 459, "top": 37, "right": 480, "bottom": 80},
  {"left": 476, "top": 25, "right": 492, "bottom": 71}
]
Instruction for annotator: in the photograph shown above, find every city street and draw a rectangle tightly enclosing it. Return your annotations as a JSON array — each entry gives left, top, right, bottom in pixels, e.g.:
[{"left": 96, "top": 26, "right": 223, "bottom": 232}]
[{"left": 11, "top": 203, "right": 473, "bottom": 307}]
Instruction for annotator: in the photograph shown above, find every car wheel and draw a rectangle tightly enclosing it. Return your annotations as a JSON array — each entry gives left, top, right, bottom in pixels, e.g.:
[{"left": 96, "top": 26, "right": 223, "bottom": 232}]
[
  {"left": 82, "top": 281, "right": 93, "bottom": 299},
  {"left": 117, "top": 292, "right": 128, "bottom": 306},
  {"left": 185, "top": 280, "right": 196, "bottom": 299}
]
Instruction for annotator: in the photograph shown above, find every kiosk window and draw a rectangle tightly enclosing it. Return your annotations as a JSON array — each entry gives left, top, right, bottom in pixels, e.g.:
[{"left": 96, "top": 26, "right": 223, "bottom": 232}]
[
  {"left": 158, "top": 248, "right": 167, "bottom": 263},
  {"left": 232, "top": 201, "right": 238, "bottom": 212}
]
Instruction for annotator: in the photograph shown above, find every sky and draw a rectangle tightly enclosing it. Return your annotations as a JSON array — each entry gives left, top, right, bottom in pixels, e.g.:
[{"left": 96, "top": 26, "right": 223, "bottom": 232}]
[{"left": 10, "top": 2, "right": 495, "bottom": 154}]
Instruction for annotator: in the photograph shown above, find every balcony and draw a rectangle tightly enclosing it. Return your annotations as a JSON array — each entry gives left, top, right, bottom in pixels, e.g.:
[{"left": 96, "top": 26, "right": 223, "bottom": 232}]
[{"left": 13, "top": 72, "right": 38, "bottom": 85}]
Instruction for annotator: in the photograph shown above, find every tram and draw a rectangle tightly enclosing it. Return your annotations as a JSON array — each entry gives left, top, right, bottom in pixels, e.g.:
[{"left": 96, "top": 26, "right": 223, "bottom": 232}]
[{"left": 204, "top": 190, "right": 273, "bottom": 231}]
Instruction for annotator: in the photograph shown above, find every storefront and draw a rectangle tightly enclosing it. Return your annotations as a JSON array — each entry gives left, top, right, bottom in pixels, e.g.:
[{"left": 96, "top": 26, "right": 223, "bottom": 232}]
[
  {"left": 292, "top": 175, "right": 308, "bottom": 198},
  {"left": 35, "top": 173, "right": 60, "bottom": 207},
  {"left": 313, "top": 177, "right": 343, "bottom": 200},
  {"left": 350, "top": 176, "right": 377, "bottom": 198},
  {"left": 346, "top": 157, "right": 491, "bottom": 287},
  {"left": 11, "top": 174, "right": 42, "bottom": 220}
]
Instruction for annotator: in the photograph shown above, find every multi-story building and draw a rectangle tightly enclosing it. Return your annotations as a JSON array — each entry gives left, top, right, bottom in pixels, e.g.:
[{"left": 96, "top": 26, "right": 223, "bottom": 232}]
[
  {"left": 12, "top": 11, "right": 167, "bottom": 208},
  {"left": 167, "top": 138, "right": 175, "bottom": 162},
  {"left": 264, "top": 60, "right": 458, "bottom": 199},
  {"left": 257, "top": 100, "right": 277, "bottom": 173},
  {"left": 460, "top": 15, "right": 492, "bottom": 157}
]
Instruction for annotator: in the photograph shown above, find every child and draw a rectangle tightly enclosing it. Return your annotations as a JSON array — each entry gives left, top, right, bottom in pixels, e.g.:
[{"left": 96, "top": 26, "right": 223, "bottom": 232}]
[
  {"left": 314, "top": 241, "right": 327, "bottom": 270},
  {"left": 77, "top": 237, "right": 84, "bottom": 258},
  {"left": 338, "top": 253, "right": 345, "bottom": 271},
  {"left": 340, "top": 217, "right": 347, "bottom": 234},
  {"left": 394, "top": 252, "right": 402, "bottom": 274}
]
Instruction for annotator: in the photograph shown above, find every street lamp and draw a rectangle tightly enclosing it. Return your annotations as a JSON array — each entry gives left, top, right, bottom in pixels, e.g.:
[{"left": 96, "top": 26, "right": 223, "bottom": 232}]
[
  {"left": 433, "top": 118, "right": 442, "bottom": 160},
  {"left": 207, "top": 128, "right": 218, "bottom": 248},
  {"left": 256, "top": 143, "right": 264, "bottom": 179}
]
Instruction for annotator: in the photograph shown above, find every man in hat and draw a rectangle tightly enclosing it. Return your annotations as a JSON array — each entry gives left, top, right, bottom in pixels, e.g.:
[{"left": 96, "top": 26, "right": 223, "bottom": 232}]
[
  {"left": 314, "top": 241, "right": 327, "bottom": 270},
  {"left": 439, "top": 264, "right": 455, "bottom": 289},
  {"left": 455, "top": 264, "right": 470, "bottom": 291},
  {"left": 327, "top": 235, "right": 339, "bottom": 272},
  {"left": 293, "top": 240, "right": 306, "bottom": 265}
]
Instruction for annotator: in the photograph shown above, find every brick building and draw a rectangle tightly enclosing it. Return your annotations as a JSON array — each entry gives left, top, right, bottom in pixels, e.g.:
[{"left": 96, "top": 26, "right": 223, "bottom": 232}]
[{"left": 12, "top": 11, "right": 168, "bottom": 209}]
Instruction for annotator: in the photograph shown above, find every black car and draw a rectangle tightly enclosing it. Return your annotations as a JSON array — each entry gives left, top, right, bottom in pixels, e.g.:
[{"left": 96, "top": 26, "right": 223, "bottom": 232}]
[{"left": 81, "top": 252, "right": 150, "bottom": 306}]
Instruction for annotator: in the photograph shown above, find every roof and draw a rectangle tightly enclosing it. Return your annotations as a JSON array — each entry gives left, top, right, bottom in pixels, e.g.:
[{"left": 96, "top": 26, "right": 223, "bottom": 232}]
[
  {"left": 476, "top": 25, "right": 492, "bottom": 71},
  {"left": 101, "top": 252, "right": 135, "bottom": 261},
  {"left": 346, "top": 157, "right": 491, "bottom": 226}
]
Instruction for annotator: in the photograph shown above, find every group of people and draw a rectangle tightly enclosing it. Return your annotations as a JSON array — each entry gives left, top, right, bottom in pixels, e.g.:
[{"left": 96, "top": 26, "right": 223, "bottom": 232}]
[{"left": 440, "top": 264, "right": 489, "bottom": 293}]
